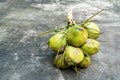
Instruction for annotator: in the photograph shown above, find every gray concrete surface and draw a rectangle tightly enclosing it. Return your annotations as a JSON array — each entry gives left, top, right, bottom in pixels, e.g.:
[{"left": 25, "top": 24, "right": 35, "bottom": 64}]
[{"left": 0, "top": 0, "right": 120, "bottom": 80}]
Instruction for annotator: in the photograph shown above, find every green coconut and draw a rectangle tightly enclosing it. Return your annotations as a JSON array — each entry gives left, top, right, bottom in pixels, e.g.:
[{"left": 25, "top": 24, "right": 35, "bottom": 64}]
[
  {"left": 54, "top": 54, "right": 69, "bottom": 69},
  {"left": 64, "top": 46, "right": 84, "bottom": 66},
  {"left": 48, "top": 33, "right": 67, "bottom": 52},
  {"left": 81, "top": 39, "right": 100, "bottom": 55},
  {"left": 84, "top": 22, "right": 100, "bottom": 39},
  {"left": 78, "top": 53, "right": 91, "bottom": 68},
  {"left": 66, "top": 25, "right": 88, "bottom": 46}
]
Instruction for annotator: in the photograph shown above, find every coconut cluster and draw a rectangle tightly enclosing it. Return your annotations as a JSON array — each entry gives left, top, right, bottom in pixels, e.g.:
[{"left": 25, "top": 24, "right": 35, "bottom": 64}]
[{"left": 48, "top": 21, "right": 101, "bottom": 73}]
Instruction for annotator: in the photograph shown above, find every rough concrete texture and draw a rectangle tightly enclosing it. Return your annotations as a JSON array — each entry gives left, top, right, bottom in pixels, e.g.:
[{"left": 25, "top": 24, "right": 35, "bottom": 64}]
[{"left": 0, "top": 0, "right": 120, "bottom": 80}]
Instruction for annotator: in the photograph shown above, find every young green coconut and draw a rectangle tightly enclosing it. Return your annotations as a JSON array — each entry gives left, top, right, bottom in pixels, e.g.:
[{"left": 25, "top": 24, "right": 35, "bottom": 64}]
[
  {"left": 48, "top": 33, "right": 67, "bottom": 53},
  {"left": 84, "top": 22, "right": 100, "bottom": 39},
  {"left": 81, "top": 39, "right": 100, "bottom": 55},
  {"left": 66, "top": 25, "right": 88, "bottom": 47},
  {"left": 78, "top": 52, "right": 91, "bottom": 68},
  {"left": 81, "top": 10, "right": 105, "bottom": 39},
  {"left": 54, "top": 54, "right": 69, "bottom": 69},
  {"left": 64, "top": 46, "right": 84, "bottom": 66}
]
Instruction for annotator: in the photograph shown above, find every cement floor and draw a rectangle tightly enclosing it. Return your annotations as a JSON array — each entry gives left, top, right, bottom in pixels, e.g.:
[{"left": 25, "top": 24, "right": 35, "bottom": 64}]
[{"left": 0, "top": 0, "right": 120, "bottom": 80}]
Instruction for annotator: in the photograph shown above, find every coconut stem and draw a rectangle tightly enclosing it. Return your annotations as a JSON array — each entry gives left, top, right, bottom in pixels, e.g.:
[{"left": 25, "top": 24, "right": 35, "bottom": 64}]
[
  {"left": 61, "top": 51, "right": 66, "bottom": 67},
  {"left": 82, "top": 9, "right": 105, "bottom": 26},
  {"left": 55, "top": 45, "right": 62, "bottom": 68},
  {"left": 61, "top": 44, "right": 68, "bottom": 63},
  {"left": 73, "top": 65, "right": 79, "bottom": 77},
  {"left": 37, "top": 28, "right": 64, "bottom": 37}
]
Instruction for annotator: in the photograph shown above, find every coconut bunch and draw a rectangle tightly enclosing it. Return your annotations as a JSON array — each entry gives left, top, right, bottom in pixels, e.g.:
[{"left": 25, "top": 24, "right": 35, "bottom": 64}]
[{"left": 39, "top": 9, "right": 104, "bottom": 76}]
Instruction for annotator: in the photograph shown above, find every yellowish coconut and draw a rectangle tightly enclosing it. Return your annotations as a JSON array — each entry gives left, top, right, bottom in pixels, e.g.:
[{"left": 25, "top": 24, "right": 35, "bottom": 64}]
[
  {"left": 66, "top": 25, "right": 88, "bottom": 46},
  {"left": 54, "top": 54, "right": 69, "bottom": 69},
  {"left": 48, "top": 33, "right": 67, "bottom": 52},
  {"left": 64, "top": 46, "right": 84, "bottom": 66},
  {"left": 84, "top": 22, "right": 100, "bottom": 39},
  {"left": 81, "top": 39, "right": 100, "bottom": 55},
  {"left": 78, "top": 53, "right": 91, "bottom": 68}
]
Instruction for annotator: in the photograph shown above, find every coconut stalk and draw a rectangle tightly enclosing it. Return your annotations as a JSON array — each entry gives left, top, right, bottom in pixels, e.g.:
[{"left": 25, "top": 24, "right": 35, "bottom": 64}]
[
  {"left": 82, "top": 9, "right": 105, "bottom": 26},
  {"left": 73, "top": 65, "right": 79, "bottom": 77},
  {"left": 37, "top": 27, "right": 65, "bottom": 37}
]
